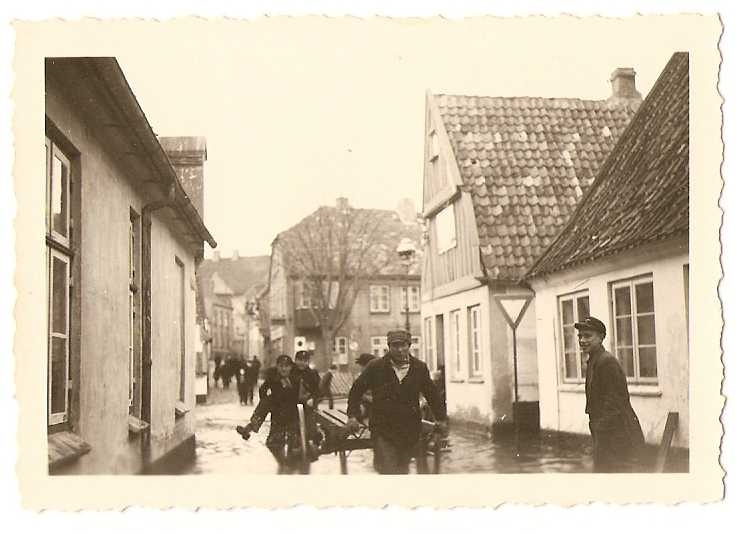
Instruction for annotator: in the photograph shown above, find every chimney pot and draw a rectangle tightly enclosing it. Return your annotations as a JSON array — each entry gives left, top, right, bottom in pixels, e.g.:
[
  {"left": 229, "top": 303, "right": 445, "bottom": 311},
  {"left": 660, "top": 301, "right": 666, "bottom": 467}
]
[
  {"left": 213, "top": 251, "right": 221, "bottom": 261},
  {"left": 609, "top": 67, "right": 642, "bottom": 102},
  {"left": 336, "top": 197, "right": 350, "bottom": 211},
  {"left": 232, "top": 249, "right": 240, "bottom": 260}
]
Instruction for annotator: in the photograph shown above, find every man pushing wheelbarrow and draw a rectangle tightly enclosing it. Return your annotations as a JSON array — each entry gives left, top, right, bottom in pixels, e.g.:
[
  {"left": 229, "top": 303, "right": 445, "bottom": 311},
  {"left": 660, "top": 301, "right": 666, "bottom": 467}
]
[{"left": 345, "top": 329, "right": 449, "bottom": 474}]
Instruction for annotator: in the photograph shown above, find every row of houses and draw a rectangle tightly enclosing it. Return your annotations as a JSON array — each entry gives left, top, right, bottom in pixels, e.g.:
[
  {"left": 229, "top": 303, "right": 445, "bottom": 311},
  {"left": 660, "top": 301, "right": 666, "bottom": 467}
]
[
  {"left": 44, "top": 58, "right": 216, "bottom": 474},
  {"left": 418, "top": 53, "right": 689, "bottom": 450}
]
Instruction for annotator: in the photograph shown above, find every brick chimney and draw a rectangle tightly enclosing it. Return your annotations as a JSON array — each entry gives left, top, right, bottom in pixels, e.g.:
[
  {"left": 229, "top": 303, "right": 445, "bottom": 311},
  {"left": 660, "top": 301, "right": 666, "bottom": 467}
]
[
  {"left": 608, "top": 67, "right": 642, "bottom": 102},
  {"left": 232, "top": 249, "right": 240, "bottom": 260},
  {"left": 158, "top": 136, "right": 207, "bottom": 220},
  {"left": 336, "top": 197, "right": 350, "bottom": 211},
  {"left": 212, "top": 250, "right": 221, "bottom": 262}
]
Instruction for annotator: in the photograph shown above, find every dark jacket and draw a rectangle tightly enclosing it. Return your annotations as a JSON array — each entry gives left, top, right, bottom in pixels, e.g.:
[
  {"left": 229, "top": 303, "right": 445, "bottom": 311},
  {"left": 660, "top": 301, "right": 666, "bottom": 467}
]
[
  {"left": 347, "top": 355, "right": 446, "bottom": 447},
  {"left": 585, "top": 348, "right": 645, "bottom": 448},
  {"left": 252, "top": 366, "right": 320, "bottom": 430}
]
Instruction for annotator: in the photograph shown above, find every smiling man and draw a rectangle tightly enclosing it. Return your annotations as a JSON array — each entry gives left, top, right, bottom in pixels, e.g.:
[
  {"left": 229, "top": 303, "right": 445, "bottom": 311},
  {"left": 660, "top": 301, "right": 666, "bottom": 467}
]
[
  {"left": 346, "top": 329, "right": 448, "bottom": 474},
  {"left": 576, "top": 316, "right": 645, "bottom": 472}
]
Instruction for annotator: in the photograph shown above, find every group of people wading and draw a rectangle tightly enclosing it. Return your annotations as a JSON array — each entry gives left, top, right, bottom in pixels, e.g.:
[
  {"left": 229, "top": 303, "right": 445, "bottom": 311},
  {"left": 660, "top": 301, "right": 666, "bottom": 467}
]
[
  {"left": 236, "top": 316, "right": 647, "bottom": 474},
  {"left": 237, "top": 329, "right": 448, "bottom": 475}
]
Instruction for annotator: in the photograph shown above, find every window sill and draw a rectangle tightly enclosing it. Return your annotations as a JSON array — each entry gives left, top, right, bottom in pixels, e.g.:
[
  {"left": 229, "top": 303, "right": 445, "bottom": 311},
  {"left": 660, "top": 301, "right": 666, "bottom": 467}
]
[
  {"left": 174, "top": 401, "right": 190, "bottom": 419},
  {"left": 449, "top": 379, "right": 465, "bottom": 384},
  {"left": 369, "top": 310, "right": 391, "bottom": 314},
  {"left": 48, "top": 431, "right": 91, "bottom": 469},
  {"left": 467, "top": 377, "right": 485, "bottom": 384},
  {"left": 558, "top": 384, "right": 585, "bottom": 394},
  {"left": 128, "top": 414, "right": 150, "bottom": 436},
  {"left": 628, "top": 385, "right": 662, "bottom": 397}
]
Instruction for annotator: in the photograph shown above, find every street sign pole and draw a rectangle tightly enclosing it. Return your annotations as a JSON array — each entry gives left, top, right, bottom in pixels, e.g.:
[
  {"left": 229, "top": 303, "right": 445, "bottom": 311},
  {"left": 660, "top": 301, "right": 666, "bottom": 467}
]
[{"left": 493, "top": 293, "right": 534, "bottom": 454}]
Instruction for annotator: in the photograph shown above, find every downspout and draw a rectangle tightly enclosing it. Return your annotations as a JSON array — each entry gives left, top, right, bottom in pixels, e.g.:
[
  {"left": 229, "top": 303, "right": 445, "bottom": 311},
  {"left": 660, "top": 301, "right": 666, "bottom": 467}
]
[{"left": 140, "top": 186, "right": 177, "bottom": 468}]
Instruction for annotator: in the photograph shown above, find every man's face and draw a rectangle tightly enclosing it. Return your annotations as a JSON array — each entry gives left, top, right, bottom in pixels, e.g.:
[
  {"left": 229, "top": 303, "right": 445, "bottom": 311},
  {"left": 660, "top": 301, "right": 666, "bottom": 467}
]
[
  {"left": 294, "top": 359, "right": 308, "bottom": 370},
  {"left": 578, "top": 329, "right": 603, "bottom": 354},
  {"left": 388, "top": 340, "right": 410, "bottom": 363},
  {"left": 277, "top": 360, "right": 293, "bottom": 377}
]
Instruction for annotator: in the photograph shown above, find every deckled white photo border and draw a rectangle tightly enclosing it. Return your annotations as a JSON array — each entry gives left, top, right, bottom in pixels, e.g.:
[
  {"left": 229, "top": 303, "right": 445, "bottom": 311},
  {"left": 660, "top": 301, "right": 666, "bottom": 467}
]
[{"left": 6, "top": 10, "right": 726, "bottom": 510}]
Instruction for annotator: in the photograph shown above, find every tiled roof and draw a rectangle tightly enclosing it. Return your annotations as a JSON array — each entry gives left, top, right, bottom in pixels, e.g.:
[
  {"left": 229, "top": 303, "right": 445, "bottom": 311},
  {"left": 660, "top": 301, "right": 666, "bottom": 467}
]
[
  {"left": 526, "top": 53, "right": 689, "bottom": 278},
  {"left": 198, "top": 255, "right": 270, "bottom": 296},
  {"left": 276, "top": 206, "right": 423, "bottom": 277},
  {"left": 434, "top": 92, "right": 640, "bottom": 281}
]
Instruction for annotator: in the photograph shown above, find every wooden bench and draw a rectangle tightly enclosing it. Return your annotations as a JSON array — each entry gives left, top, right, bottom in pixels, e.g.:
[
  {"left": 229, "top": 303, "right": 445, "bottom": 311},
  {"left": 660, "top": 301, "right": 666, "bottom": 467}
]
[{"left": 314, "top": 407, "right": 447, "bottom": 474}]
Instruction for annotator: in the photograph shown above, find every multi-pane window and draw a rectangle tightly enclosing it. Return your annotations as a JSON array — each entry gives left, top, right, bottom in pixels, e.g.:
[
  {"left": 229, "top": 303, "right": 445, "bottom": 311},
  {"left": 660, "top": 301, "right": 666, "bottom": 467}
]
[
  {"left": 296, "top": 280, "right": 312, "bottom": 309},
  {"left": 333, "top": 336, "right": 348, "bottom": 364},
  {"left": 369, "top": 285, "right": 390, "bottom": 313},
  {"left": 128, "top": 210, "right": 140, "bottom": 411},
  {"left": 611, "top": 276, "right": 658, "bottom": 381},
  {"left": 321, "top": 280, "right": 339, "bottom": 309},
  {"left": 436, "top": 204, "right": 456, "bottom": 254},
  {"left": 371, "top": 336, "right": 388, "bottom": 357},
  {"left": 449, "top": 309, "right": 462, "bottom": 377},
  {"left": 558, "top": 291, "right": 590, "bottom": 382},
  {"left": 46, "top": 137, "right": 72, "bottom": 426},
  {"left": 400, "top": 286, "right": 421, "bottom": 312},
  {"left": 424, "top": 317, "right": 434, "bottom": 370},
  {"left": 468, "top": 305, "right": 482, "bottom": 377}
]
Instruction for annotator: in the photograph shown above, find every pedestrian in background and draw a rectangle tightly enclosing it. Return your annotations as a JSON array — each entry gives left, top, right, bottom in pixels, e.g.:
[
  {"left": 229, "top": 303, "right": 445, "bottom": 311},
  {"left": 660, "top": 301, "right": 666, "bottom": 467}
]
[
  {"left": 319, "top": 364, "right": 337, "bottom": 409},
  {"left": 576, "top": 316, "right": 645, "bottom": 472},
  {"left": 346, "top": 330, "right": 448, "bottom": 474},
  {"left": 236, "top": 356, "right": 249, "bottom": 405}
]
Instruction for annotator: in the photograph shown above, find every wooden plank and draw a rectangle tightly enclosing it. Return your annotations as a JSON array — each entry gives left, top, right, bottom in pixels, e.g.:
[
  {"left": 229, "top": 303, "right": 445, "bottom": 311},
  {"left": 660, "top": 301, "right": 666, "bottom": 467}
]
[{"left": 655, "top": 412, "right": 679, "bottom": 472}]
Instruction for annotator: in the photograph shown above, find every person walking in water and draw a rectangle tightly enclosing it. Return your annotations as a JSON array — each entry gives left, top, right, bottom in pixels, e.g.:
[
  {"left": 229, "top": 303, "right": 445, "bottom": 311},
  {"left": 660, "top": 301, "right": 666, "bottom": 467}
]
[{"left": 346, "top": 330, "right": 448, "bottom": 474}]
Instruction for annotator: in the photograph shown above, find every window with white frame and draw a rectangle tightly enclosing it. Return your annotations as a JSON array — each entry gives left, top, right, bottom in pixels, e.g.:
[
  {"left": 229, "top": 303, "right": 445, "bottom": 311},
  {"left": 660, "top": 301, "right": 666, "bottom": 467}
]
[
  {"left": 371, "top": 336, "right": 388, "bottom": 357},
  {"left": 449, "top": 309, "right": 462, "bottom": 377},
  {"left": 296, "top": 280, "right": 312, "bottom": 309},
  {"left": 424, "top": 317, "right": 434, "bottom": 370},
  {"left": 321, "top": 280, "right": 339, "bottom": 309},
  {"left": 558, "top": 291, "right": 590, "bottom": 382},
  {"left": 46, "top": 136, "right": 72, "bottom": 426},
  {"left": 369, "top": 285, "right": 390, "bottom": 313},
  {"left": 400, "top": 286, "right": 421, "bottom": 312},
  {"left": 468, "top": 305, "right": 482, "bottom": 377},
  {"left": 333, "top": 336, "right": 348, "bottom": 364},
  {"left": 611, "top": 276, "right": 658, "bottom": 381},
  {"left": 436, "top": 204, "right": 457, "bottom": 254}
]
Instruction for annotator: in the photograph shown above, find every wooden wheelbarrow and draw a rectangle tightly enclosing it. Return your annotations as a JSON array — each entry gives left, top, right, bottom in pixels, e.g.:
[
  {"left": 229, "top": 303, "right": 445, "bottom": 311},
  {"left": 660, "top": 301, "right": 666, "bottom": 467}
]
[{"left": 314, "top": 407, "right": 448, "bottom": 474}]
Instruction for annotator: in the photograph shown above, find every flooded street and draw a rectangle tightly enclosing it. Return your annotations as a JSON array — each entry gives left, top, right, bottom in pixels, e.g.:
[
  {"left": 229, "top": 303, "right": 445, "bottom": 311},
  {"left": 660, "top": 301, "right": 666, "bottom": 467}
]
[{"left": 177, "top": 387, "right": 603, "bottom": 475}]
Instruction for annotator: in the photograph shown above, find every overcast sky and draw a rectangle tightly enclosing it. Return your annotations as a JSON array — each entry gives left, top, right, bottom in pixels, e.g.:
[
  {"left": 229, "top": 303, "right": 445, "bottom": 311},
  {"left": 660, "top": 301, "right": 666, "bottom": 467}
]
[{"left": 110, "top": 16, "right": 693, "bottom": 258}]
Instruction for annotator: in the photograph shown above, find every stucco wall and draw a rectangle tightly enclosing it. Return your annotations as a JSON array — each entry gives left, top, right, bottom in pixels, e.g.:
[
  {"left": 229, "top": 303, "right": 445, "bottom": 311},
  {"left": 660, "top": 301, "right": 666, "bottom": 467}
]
[
  {"left": 149, "top": 217, "right": 197, "bottom": 461},
  {"left": 530, "top": 245, "right": 689, "bottom": 448},
  {"left": 46, "top": 75, "right": 197, "bottom": 473},
  {"left": 421, "top": 284, "right": 495, "bottom": 426}
]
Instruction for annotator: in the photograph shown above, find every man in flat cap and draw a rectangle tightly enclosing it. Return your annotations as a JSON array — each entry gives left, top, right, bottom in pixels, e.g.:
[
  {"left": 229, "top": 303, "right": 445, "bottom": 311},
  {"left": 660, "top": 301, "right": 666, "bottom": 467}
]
[
  {"left": 576, "top": 316, "right": 645, "bottom": 472},
  {"left": 346, "top": 329, "right": 448, "bottom": 474}
]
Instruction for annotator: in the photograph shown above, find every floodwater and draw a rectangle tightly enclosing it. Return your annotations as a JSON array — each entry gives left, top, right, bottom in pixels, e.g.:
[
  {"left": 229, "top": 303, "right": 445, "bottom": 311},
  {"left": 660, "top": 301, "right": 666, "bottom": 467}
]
[{"left": 175, "top": 388, "right": 683, "bottom": 475}]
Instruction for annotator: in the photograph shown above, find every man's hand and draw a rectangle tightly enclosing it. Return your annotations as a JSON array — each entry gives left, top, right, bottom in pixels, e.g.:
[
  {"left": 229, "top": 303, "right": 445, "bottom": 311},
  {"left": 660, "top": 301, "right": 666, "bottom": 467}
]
[{"left": 345, "top": 417, "right": 361, "bottom": 434}]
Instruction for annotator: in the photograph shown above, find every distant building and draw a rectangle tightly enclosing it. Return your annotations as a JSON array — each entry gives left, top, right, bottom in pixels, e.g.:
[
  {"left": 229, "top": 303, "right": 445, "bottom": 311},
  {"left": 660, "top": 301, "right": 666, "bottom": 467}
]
[
  {"left": 196, "top": 252, "right": 270, "bottom": 364},
  {"left": 525, "top": 53, "right": 689, "bottom": 450},
  {"left": 420, "top": 68, "right": 641, "bottom": 429},
  {"left": 45, "top": 58, "right": 216, "bottom": 474},
  {"left": 265, "top": 198, "right": 423, "bottom": 372}
]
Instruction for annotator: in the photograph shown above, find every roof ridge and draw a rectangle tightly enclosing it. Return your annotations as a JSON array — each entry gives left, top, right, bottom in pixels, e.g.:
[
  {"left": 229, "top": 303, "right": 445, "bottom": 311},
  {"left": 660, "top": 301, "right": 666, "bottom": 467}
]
[{"left": 432, "top": 93, "right": 633, "bottom": 106}]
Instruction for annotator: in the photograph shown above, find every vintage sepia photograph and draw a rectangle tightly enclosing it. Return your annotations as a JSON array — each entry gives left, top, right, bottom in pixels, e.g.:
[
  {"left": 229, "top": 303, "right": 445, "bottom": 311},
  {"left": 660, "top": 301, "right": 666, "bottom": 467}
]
[{"left": 10, "top": 13, "right": 724, "bottom": 508}]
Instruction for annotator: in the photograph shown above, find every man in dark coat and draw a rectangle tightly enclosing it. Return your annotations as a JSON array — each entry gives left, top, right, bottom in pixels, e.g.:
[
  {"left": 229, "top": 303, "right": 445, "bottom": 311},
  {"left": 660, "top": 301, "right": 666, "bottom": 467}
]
[
  {"left": 247, "top": 356, "right": 262, "bottom": 404},
  {"left": 346, "top": 330, "right": 448, "bottom": 474},
  {"left": 237, "top": 354, "right": 321, "bottom": 474},
  {"left": 577, "top": 316, "right": 645, "bottom": 472}
]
